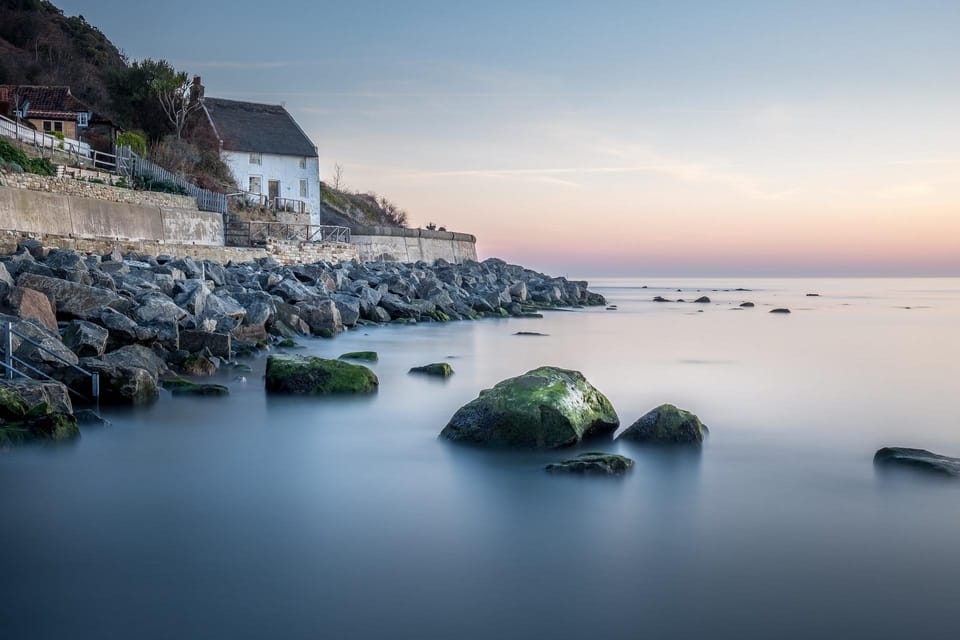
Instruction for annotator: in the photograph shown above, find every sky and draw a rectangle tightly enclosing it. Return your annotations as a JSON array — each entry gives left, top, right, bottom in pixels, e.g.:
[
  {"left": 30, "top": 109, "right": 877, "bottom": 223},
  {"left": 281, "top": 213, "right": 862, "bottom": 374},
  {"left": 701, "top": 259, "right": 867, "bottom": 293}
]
[{"left": 58, "top": 0, "right": 959, "bottom": 276}]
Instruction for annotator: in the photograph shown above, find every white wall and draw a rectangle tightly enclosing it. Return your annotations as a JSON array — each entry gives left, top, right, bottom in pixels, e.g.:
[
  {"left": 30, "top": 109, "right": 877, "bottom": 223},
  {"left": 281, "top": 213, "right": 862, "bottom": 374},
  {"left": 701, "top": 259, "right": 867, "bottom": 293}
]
[{"left": 223, "top": 150, "right": 322, "bottom": 225}]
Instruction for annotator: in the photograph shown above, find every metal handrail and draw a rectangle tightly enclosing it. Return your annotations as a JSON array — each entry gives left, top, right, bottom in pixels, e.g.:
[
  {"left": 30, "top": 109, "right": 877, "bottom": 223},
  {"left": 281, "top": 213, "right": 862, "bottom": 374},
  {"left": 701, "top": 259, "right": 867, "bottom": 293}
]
[{"left": 2, "top": 321, "right": 100, "bottom": 402}]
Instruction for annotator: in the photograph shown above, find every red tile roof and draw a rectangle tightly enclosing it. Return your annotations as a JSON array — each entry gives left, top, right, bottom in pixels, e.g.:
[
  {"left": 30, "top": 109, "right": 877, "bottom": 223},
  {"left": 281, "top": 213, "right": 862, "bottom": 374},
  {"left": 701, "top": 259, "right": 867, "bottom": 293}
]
[{"left": 0, "top": 85, "right": 112, "bottom": 125}]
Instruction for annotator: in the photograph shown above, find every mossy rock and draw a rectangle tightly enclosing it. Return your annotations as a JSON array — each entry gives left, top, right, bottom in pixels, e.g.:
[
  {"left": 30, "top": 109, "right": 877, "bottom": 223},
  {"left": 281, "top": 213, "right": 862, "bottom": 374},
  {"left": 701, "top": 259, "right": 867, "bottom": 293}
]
[
  {"left": 265, "top": 355, "right": 379, "bottom": 395},
  {"left": 0, "top": 411, "right": 79, "bottom": 447},
  {"left": 617, "top": 404, "right": 708, "bottom": 444},
  {"left": 277, "top": 338, "right": 299, "bottom": 348},
  {"left": 339, "top": 351, "right": 378, "bottom": 362},
  {"left": 0, "top": 387, "right": 30, "bottom": 421},
  {"left": 409, "top": 362, "right": 454, "bottom": 377},
  {"left": 318, "top": 328, "right": 336, "bottom": 339},
  {"left": 440, "top": 366, "right": 619, "bottom": 448},
  {"left": 160, "top": 377, "right": 229, "bottom": 397},
  {"left": 545, "top": 452, "right": 634, "bottom": 475}
]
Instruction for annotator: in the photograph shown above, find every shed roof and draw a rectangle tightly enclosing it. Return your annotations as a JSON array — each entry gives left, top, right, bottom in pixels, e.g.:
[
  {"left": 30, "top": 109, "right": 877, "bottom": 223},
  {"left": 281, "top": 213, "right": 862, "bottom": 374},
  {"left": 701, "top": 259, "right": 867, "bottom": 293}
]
[{"left": 202, "top": 97, "right": 317, "bottom": 157}]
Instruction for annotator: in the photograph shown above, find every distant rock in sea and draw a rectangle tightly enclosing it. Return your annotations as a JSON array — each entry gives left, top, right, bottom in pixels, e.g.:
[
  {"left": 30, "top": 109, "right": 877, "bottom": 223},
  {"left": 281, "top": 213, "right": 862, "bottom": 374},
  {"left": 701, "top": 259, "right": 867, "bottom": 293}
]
[
  {"left": 546, "top": 452, "right": 634, "bottom": 475},
  {"left": 874, "top": 447, "right": 960, "bottom": 477},
  {"left": 617, "top": 404, "right": 708, "bottom": 444}
]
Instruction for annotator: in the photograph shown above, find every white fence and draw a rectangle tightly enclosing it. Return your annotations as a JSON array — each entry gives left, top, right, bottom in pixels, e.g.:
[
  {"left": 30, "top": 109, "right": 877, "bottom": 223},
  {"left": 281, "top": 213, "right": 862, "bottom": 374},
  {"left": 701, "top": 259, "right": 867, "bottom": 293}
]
[
  {"left": 119, "top": 147, "right": 227, "bottom": 214},
  {"left": 0, "top": 113, "right": 91, "bottom": 157}
]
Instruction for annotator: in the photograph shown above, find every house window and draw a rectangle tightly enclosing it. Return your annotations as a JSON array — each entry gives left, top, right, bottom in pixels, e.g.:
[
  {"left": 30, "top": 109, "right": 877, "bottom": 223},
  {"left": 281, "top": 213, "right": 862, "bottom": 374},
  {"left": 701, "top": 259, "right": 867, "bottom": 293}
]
[
  {"left": 299, "top": 179, "right": 308, "bottom": 198},
  {"left": 299, "top": 157, "right": 306, "bottom": 169},
  {"left": 249, "top": 152, "right": 262, "bottom": 165},
  {"left": 54, "top": 122, "right": 63, "bottom": 133},
  {"left": 249, "top": 176, "right": 262, "bottom": 194},
  {"left": 77, "top": 112, "right": 89, "bottom": 128},
  {"left": 43, "top": 121, "right": 52, "bottom": 132}
]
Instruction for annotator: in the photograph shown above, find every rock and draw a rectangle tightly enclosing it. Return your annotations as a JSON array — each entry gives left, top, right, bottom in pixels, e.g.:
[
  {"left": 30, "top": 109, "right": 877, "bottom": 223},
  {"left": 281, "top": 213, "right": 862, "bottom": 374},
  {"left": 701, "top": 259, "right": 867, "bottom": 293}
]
[
  {"left": 8, "top": 317, "right": 79, "bottom": 372},
  {"left": 440, "top": 366, "right": 618, "bottom": 448},
  {"left": 339, "top": 351, "right": 378, "bottom": 362},
  {"left": 739, "top": 302, "right": 755, "bottom": 308},
  {"left": 264, "top": 355, "right": 379, "bottom": 395},
  {"left": 617, "top": 404, "right": 708, "bottom": 444},
  {"left": 160, "top": 377, "right": 229, "bottom": 397},
  {"left": 770, "top": 308, "right": 791, "bottom": 314},
  {"left": 874, "top": 447, "right": 960, "bottom": 477},
  {"left": 180, "top": 353, "right": 218, "bottom": 376},
  {"left": 0, "top": 379, "right": 73, "bottom": 416},
  {"left": 545, "top": 452, "right": 634, "bottom": 475},
  {"left": 409, "top": 362, "right": 454, "bottom": 377},
  {"left": 806, "top": 293, "right": 820, "bottom": 297},
  {"left": 180, "top": 331, "right": 232, "bottom": 359},
  {"left": 330, "top": 293, "right": 361, "bottom": 327},
  {"left": 16, "top": 273, "right": 119, "bottom": 319},
  {"left": 694, "top": 296, "right": 711, "bottom": 303},
  {"left": 652, "top": 296, "right": 671, "bottom": 302},
  {"left": 77, "top": 345, "right": 167, "bottom": 405},
  {"left": 297, "top": 299, "right": 343, "bottom": 336},
  {"left": 514, "top": 331, "right": 548, "bottom": 336},
  {"left": 133, "top": 294, "right": 188, "bottom": 324},
  {"left": 62, "top": 320, "right": 109, "bottom": 357},
  {"left": 7, "top": 286, "right": 58, "bottom": 331}
]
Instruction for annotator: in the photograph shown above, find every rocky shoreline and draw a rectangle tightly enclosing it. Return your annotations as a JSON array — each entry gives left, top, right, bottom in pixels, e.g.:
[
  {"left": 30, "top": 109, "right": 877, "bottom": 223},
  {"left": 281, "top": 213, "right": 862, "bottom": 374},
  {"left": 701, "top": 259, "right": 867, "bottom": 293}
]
[{"left": 0, "top": 239, "right": 606, "bottom": 441}]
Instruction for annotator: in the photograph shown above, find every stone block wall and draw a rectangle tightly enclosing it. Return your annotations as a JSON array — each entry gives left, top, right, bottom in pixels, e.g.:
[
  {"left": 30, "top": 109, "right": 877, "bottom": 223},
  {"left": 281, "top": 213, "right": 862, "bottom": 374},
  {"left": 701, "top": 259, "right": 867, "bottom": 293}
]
[
  {"left": 264, "top": 239, "right": 359, "bottom": 264},
  {"left": 1, "top": 172, "right": 197, "bottom": 210}
]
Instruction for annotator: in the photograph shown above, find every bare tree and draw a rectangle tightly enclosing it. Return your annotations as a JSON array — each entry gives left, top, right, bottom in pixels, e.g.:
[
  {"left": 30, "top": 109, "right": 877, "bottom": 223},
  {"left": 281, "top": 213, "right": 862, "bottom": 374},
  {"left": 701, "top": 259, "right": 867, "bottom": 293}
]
[
  {"left": 151, "top": 62, "right": 202, "bottom": 138},
  {"left": 332, "top": 163, "right": 344, "bottom": 190}
]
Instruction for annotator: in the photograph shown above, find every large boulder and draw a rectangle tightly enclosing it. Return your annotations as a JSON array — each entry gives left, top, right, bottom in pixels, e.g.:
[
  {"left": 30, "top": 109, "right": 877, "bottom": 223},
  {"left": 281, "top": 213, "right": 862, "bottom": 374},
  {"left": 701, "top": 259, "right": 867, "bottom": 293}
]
[
  {"left": 62, "top": 320, "right": 109, "bottom": 357},
  {"left": 7, "top": 286, "right": 58, "bottom": 331},
  {"left": 617, "top": 404, "right": 708, "bottom": 444},
  {"left": 16, "top": 273, "right": 118, "bottom": 319},
  {"left": 874, "top": 447, "right": 960, "bottom": 477},
  {"left": 0, "top": 380, "right": 79, "bottom": 446},
  {"left": 296, "top": 300, "right": 343, "bottom": 336},
  {"left": 264, "top": 355, "right": 378, "bottom": 395},
  {"left": 180, "top": 331, "right": 231, "bottom": 359},
  {"left": 440, "top": 366, "right": 619, "bottom": 448},
  {"left": 77, "top": 345, "right": 167, "bottom": 405}
]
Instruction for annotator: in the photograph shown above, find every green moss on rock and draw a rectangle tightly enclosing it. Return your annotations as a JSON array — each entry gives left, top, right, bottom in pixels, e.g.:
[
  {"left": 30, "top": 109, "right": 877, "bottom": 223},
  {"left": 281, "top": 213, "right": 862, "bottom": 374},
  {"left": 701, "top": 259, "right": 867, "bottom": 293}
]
[
  {"left": 617, "top": 404, "right": 708, "bottom": 444},
  {"left": 0, "top": 387, "right": 29, "bottom": 421},
  {"left": 160, "top": 377, "right": 229, "bottom": 397},
  {"left": 265, "top": 355, "right": 379, "bottom": 395},
  {"left": 440, "top": 366, "right": 618, "bottom": 448},
  {"left": 409, "top": 362, "right": 454, "bottom": 377},
  {"left": 339, "top": 351, "right": 379, "bottom": 362},
  {"left": 545, "top": 452, "right": 634, "bottom": 475}
]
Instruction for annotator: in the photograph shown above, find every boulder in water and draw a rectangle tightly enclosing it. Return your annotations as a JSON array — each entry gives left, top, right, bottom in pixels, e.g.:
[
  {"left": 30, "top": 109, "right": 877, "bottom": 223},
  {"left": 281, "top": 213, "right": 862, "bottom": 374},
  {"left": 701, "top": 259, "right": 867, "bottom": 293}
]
[
  {"left": 617, "top": 404, "right": 708, "bottom": 444},
  {"left": 874, "top": 447, "right": 960, "bottom": 478},
  {"left": 545, "top": 452, "right": 634, "bottom": 475},
  {"left": 265, "top": 355, "right": 378, "bottom": 394},
  {"left": 440, "top": 366, "right": 618, "bottom": 448},
  {"left": 409, "top": 362, "right": 454, "bottom": 377}
]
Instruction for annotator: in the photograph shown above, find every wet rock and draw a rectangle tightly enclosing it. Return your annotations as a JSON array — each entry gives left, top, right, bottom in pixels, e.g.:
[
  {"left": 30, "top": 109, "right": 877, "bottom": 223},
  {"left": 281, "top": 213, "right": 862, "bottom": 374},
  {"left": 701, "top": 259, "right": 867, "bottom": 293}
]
[
  {"left": 740, "top": 302, "right": 755, "bottom": 308},
  {"left": 694, "top": 296, "right": 711, "bottom": 303},
  {"left": 545, "top": 452, "right": 634, "bottom": 475},
  {"left": 874, "top": 447, "right": 960, "bottom": 477},
  {"left": 339, "top": 351, "right": 378, "bottom": 362},
  {"left": 180, "top": 330, "right": 231, "bottom": 359},
  {"left": 770, "top": 308, "right": 791, "bottom": 314},
  {"left": 409, "top": 362, "right": 454, "bottom": 377},
  {"left": 160, "top": 377, "right": 229, "bottom": 397},
  {"left": 264, "top": 355, "right": 378, "bottom": 395},
  {"left": 180, "top": 353, "right": 218, "bottom": 376},
  {"left": 652, "top": 296, "right": 671, "bottom": 302},
  {"left": 440, "top": 366, "right": 618, "bottom": 449},
  {"left": 617, "top": 404, "right": 708, "bottom": 444}
]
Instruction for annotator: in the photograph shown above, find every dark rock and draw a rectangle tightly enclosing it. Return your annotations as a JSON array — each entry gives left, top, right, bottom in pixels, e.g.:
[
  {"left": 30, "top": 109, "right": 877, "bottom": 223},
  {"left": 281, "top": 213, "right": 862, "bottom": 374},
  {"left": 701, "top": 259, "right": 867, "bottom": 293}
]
[
  {"left": 874, "top": 447, "right": 960, "bottom": 477},
  {"left": 180, "top": 353, "right": 218, "bottom": 376},
  {"left": 694, "top": 296, "right": 711, "bottom": 303},
  {"left": 62, "top": 320, "right": 109, "bottom": 357},
  {"left": 617, "top": 404, "right": 708, "bottom": 444},
  {"left": 545, "top": 452, "right": 634, "bottom": 475},
  {"left": 264, "top": 355, "right": 378, "bottom": 394},
  {"left": 16, "top": 273, "right": 118, "bottom": 319},
  {"left": 514, "top": 331, "right": 548, "bottom": 336},
  {"left": 740, "top": 302, "right": 755, "bottom": 308},
  {"left": 7, "top": 286, "right": 58, "bottom": 331},
  {"left": 652, "top": 296, "right": 671, "bottom": 302},
  {"left": 440, "top": 366, "right": 618, "bottom": 448},
  {"left": 160, "top": 377, "right": 229, "bottom": 397},
  {"left": 180, "top": 330, "right": 231, "bottom": 359},
  {"left": 770, "top": 308, "right": 791, "bottom": 314}
]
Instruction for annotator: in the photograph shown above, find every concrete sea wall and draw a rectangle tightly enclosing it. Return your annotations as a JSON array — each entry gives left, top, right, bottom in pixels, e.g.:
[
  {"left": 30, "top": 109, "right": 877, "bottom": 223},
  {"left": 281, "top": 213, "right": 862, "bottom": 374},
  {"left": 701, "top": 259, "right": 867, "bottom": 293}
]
[
  {"left": 0, "top": 185, "right": 223, "bottom": 246},
  {"left": 351, "top": 226, "right": 478, "bottom": 264}
]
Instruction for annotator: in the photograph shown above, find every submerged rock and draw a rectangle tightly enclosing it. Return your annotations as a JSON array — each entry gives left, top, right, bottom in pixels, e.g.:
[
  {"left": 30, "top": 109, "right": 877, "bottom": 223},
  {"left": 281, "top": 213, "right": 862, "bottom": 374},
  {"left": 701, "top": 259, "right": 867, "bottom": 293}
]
[
  {"left": 264, "top": 355, "right": 378, "bottom": 394},
  {"left": 545, "top": 452, "right": 634, "bottom": 475},
  {"left": 617, "top": 404, "right": 708, "bottom": 444},
  {"left": 339, "top": 351, "right": 378, "bottom": 362},
  {"left": 440, "top": 366, "right": 618, "bottom": 448},
  {"left": 694, "top": 296, "right": 711, "bottom": 303},
  {"left": 739, "top": 302, "right": 755, "bottom": 308},
  {"left": 160, "top": 377, "right": 229, "bottom": 397},
  {"left": 770, "top": 308, "right": 791, "bottom": 314},
  {"left": 874, "top": 447, "right": 960, "bottom": 478},
  {"left": 409, "top": 362, "right": 454, "bottom": 377}
]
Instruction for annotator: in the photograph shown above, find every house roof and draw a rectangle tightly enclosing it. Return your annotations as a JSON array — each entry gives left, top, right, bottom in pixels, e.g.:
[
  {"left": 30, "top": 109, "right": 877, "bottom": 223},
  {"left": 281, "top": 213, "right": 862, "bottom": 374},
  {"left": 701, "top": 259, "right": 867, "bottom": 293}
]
[
  {"left": 0, "top": 85, "right": 112, "bottom": 124},
  {"left": 202, "top": 97, "right": 317, "bottom": 157}
]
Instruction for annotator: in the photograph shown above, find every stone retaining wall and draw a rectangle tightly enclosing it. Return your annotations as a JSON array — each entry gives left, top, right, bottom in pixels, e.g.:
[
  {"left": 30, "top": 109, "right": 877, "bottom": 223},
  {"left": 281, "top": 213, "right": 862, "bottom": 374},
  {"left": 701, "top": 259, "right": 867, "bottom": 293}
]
[
  {"left": 351, "top": 227, "right": 478, "bottom": 263},
  {"left": 1, "top": 172, "right": 197, "bottom": 210},
  {"left": 264, "top": 239, "right": 359, "bottom": 264}
]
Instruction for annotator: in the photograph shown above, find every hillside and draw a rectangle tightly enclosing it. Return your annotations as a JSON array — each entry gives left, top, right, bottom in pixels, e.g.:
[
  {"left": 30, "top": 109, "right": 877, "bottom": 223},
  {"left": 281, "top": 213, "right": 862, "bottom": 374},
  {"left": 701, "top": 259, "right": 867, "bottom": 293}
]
[{"left": 0, "top": 0, "right": 126, "bottom": 119}]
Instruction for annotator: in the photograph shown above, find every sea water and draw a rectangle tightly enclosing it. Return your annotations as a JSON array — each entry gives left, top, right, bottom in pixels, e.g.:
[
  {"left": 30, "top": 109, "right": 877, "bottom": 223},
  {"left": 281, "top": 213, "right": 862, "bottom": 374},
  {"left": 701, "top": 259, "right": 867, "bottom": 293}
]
[{"left": 1, "top": 278, "right": 959, "bottom": 639}]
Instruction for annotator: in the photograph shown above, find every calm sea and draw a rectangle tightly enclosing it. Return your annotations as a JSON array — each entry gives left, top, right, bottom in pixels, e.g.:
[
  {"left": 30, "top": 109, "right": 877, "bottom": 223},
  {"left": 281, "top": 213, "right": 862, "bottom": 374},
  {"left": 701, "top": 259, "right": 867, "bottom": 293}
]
[{"left": 2, "top": 277, "right": 959, "bottom": 639}]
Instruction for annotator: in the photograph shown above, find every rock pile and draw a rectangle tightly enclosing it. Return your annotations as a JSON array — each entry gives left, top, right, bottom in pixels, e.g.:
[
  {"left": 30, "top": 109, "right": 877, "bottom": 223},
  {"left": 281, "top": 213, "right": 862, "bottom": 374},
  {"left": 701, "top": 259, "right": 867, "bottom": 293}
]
[{"left": 0, "top": 240, "right": 605, "bottom": 405}]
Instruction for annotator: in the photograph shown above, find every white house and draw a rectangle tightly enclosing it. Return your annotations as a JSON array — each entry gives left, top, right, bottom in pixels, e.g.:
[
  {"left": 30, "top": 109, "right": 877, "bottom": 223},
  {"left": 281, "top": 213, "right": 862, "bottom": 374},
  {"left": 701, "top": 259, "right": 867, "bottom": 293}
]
[{"left": 201, "top": 96, "right": 322, "bottom": 225}]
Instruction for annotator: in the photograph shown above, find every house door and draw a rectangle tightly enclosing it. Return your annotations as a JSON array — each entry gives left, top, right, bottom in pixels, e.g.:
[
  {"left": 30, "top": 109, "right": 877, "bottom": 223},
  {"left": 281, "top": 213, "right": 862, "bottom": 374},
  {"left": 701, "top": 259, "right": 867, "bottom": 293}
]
[{"left": 268, "top": 180, "right": 280, "bottom": 200}]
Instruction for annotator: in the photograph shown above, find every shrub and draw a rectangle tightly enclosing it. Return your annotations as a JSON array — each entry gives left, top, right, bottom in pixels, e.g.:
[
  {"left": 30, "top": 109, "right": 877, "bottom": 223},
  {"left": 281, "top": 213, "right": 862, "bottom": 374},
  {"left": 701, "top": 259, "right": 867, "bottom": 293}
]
[
  {"left": 24, "top": 157, "right": 56, "bottom": 176},
  {"left": 0, "top": 138, "right": 29, "bottom": 166},
  {"left": 116, "top": 130, "right": 147, "bottom": 156}
]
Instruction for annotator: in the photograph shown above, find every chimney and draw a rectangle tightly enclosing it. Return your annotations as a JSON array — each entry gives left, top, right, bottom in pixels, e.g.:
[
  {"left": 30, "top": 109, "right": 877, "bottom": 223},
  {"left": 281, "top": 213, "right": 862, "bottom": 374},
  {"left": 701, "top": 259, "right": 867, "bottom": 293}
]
[{"left": 193, "top": 75, "right": 202, "bottom": 86}]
